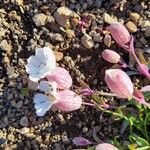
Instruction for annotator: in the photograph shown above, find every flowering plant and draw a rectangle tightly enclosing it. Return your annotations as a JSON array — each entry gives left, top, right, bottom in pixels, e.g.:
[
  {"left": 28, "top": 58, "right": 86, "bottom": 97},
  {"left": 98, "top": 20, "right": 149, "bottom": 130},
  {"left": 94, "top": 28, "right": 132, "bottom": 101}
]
[{"left": 26, "top": 47, "right": 82, "bottom": 116}]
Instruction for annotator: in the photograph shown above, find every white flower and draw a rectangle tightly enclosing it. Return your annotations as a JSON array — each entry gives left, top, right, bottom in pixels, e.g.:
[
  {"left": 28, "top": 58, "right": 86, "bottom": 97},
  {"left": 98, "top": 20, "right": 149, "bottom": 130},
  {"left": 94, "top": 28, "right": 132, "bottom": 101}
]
[
  {"left": 39, "top": 81, "right": 57, "bottom": 96},
  {"left": 34, "top": 93, "right": 53, "bottom": 116},
  {"left": 34, "top": 81, "right": 57, "bottom": 116},
  {"left": 25, "top": 47, "right": 56, "bottom": 82}
]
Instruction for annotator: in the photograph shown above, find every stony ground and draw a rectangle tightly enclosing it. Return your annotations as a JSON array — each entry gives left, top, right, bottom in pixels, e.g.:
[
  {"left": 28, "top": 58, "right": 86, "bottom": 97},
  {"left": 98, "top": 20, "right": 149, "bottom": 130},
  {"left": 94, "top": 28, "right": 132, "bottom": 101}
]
[{"left": 0, "top": 0, "right": 150, "bottom": 150}]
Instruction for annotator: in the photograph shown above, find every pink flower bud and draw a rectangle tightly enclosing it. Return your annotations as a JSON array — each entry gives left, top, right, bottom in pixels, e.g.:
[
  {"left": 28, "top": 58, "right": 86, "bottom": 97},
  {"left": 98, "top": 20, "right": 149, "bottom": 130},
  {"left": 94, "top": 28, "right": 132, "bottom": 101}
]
[
  {"left": 141, "top": 85, "right": 150, "bottom": 92},
  {"left": 105, "top": 69, "right": 134, "bottom": 99},
  {"left": 73, "top": 137, "right": 92, "bottom": 146},
  {"left": 95, "top": 143, "right": 118, "bottom": 150},
  {"left": 133, "top": 89, "right": 150, "bottom": 107},
  {"left": 137, "top": 64, "right": 150, "bottom": 79},
  {"left": 54, "top": 90, "right": 82, "bottom": 111},
  {"left": 108, "top": 23, "right": 131, "bottom": 46},
  {"left": 102, "top": 49, "right": 121, "bottom": 63},
  {"left": 47, "top": 67, "right": 72, "bottom": 90}
]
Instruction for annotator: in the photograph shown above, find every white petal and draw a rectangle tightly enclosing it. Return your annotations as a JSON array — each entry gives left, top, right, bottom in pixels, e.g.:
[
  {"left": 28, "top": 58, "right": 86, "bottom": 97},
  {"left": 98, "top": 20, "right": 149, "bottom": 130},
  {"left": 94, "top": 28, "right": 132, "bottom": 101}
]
[
  {"left": 25, "top": 64, "right": 39, "bottom": 74},
  {"left": 29, "top": 74, "right": 43, "bottom": 82},
  {"left": 39, "top": 81, "right": 57, "bottom": 95},
  {"left": 34, "top": 94, "right": 53, "bottom": 116},
  {"left": 39, "top": 81, "right": 52, "bottom": 94},
  {"left": 27, "top": 56, "right": 41, "bottom": 67},
  {"left": 35, "top": 47, "right": 56, "bottom": 63}
]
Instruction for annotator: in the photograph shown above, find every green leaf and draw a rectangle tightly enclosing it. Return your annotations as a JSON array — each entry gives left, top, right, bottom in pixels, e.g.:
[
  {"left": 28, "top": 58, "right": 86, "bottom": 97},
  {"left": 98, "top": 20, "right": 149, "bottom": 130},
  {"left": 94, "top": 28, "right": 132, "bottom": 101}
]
[
  {"left": 144, "top": 92, "right": 150, "bottom": 100},
  {"left": 126, "top": 71, "right": 139, "bottom": 76},
  {"left": 121, "top": 120, "right": 129, "bottom": 134},
  {"left": 129, "top": 134, "right": 149, "bottom": 147},
  {"left": 136, "top": 146, "right": 150, "bottom": 150},
  {"left": 148, "top": 60, "right": 150, "bottom": 69},
  {"left": 21, "top": 87, "right": 29, "bottom": 96},
  {"left": 87, "top": 146, "right": 95, "bottom": 150}
]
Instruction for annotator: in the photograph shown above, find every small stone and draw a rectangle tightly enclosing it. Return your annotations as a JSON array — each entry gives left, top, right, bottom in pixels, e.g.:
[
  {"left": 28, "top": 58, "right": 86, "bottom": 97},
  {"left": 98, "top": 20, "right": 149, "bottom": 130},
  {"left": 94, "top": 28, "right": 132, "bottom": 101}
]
[
  {"left": 104, "top": 34, "right": 111, "bottom": 47},
  {"left": 93, "top": 33, "right": 102, "bottom": 42},
  {"left": 49, "top": 33, "right": 64, "bottom": 42},
  {"left": 0, "top": 138, "right": 7, "bottom": 145},
  {"left": 129, "top": 12, "right": 140, "bottom": 22},
  {"left": 64, "top": 56, "right": 72, "bottom": 62},
  {"left": 82, "top": 126, "right": 88, "bottom": 133},
  {"left": 81, "top": 34, "right": 94, "bottom": 49},
  {"left": 20, "top": 116, "right": 29, "bottom": 127},
  {"left": 54, "top": 51, "right": 63, "bottom": 61},
  {"left": 66, "top": 29, "right": 75, "bottom": 39},
  {"left": 11, "top": 0, "right": 23, "bottom": 5},
  {"left": 0, "top": 40, "right": 12, "bottom": 54},
  {"left": 19, "top": 127, "right": 30, "bottom": 134},
  {"left": 83, "top": 3, "right": 88, "bottom": 10},
  {"left": 53, "top": 0, "right": 62, "bottom": 2},
  {"left": 95, "top": 0, "right": 102, "bottom": 8},
  {"left": 28, "top": 80, "right": 39, "bottom": 91},
  {"left": 54, "top": 6, "right": 79, "bottom": 28},
  {"left": 7, "top": 134, "right": 14, "bottom": 141},
  {"left": 33, "top": 13, "right": 47, "bottom": 27},
  {"left": 17, "top": 82, "right": 22, "bottom": 90},
  {"left": 3, "top": 56, "right": 10, "bottom": 64},
  {"left": 145, "top": 26, "right": 150, "bottom": 37},
  {"left": 103, "top": 13, "right": 117, "bottom": 24},
  {"left": 140, "top": 20, "right": 150, "bottom": 28},
  {"left": 126, "top": 21, "right": 137, "bottom": 33},
  {"left": 16, "top": 101, "right": 23, "bottom": 108}
]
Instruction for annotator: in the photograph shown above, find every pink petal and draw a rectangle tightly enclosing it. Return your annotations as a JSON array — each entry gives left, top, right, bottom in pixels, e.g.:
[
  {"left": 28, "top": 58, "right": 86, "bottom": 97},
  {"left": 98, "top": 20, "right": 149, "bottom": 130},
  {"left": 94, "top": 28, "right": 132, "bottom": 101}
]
[
  {"left": 141, "top": 85, "right": 150, "bottom": 92},
  {"left": 105, "top": 69, "right": 134, "bottom": 99},
  {"left": 54, "top": 90, "right": 82, "bottom": 111},
  {"left": 133, "top": 89, "right": 150, "bottom": 107},
  {"left": 102, "top": 49, "right": 121, "bottom": 64},
  {"left": 47, "top": 67, "right": 72, "bottom": 90},
  {"left": 73, "top": 137, "right": 92, "bottom": 146},
  {"left": 137, "top": 64, "right": 150, "bottom": 79},
  {"left": 108, "top": 23, "right": 131, "bottom": 46},
  {"left": 95, "top": 143, "right": 118, "bottom": 150}
]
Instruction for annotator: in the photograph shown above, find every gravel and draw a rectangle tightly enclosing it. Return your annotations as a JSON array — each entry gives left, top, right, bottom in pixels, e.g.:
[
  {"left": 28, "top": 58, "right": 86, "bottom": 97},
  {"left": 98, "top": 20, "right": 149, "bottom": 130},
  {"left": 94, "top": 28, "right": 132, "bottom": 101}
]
[{"left": 0, "top": 0, "right": 150, "bottom": 149}]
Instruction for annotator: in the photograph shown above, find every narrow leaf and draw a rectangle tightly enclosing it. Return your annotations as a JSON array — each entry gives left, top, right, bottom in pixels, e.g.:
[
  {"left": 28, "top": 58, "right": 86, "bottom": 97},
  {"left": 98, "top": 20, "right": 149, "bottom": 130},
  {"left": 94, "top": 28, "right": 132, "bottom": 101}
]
[{"left": 138, "top": 52, "right": 147, "bottom": 65}]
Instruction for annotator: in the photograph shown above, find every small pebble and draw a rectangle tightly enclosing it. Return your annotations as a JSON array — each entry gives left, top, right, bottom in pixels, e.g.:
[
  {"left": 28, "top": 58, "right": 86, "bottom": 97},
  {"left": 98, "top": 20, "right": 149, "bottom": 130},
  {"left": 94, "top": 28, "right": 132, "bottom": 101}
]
[
  {"left": 81, "top": 34, "right": 94, "bottom": 49},
  {"left": 126, "top": 21, "right": 138, "bottom": 33},
  {"left": 20, "top": 116, "right": 29, "bottom": 127}
]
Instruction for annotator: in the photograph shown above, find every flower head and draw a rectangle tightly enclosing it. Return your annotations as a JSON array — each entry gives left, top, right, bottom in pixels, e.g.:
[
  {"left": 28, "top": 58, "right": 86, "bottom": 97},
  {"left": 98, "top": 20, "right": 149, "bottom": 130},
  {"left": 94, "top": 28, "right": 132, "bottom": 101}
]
[
  {"left": 34, "top": 81, "right": 82, "bottom": 116},
  {"left": 95, "top": 143, "right": 118, "bottom": 150},
  {"left": 25, "top": 47, "right": 56, "bottom": 82},
  {"left": 105, "top": 69, "right": 134, "bottom": 99},
  {"left": 102, "top": 49, "right": 121, "bottom": 64},
  {"left": 107, "top": 23, "right": 130, "bottom": 46}
]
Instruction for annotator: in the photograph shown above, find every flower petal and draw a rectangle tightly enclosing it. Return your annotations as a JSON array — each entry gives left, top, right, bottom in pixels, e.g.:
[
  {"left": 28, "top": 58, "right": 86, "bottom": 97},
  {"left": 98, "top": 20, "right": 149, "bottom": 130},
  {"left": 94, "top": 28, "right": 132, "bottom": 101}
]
[
  {"left": 25, "top": 64, "right": 39, "bottom": 74},
  {"left": 105, "top": 69, "right": 134, "bottom": 98},
  {"left": 54, "top": 90, "right": 82, "bottom": 111},
  {"left": 27, "top": 56, "right": 41, "bottom": 67},
  {"left": 39, "top": 81, "right": 57, "bottom": 95},
  {"left": 141, "top": 85, "right": 150, "bottom": 92},
  {"left": 47, "top": 67, "right": 72, "bottom": 89},
  {"left": 36, "top": 47, "right": 56, "bottom": 63},
  {"left": 29, "top": 74, "right": 43, "bottom": 82},
  {"left": 73, "top": 137, "right": 93, "bottom": 146},
  {"left": 34, "top": 93, "right": 53, "bottom": 116},
  {"left": 95, "top": 143, "right": 118, "bottom": 150}
]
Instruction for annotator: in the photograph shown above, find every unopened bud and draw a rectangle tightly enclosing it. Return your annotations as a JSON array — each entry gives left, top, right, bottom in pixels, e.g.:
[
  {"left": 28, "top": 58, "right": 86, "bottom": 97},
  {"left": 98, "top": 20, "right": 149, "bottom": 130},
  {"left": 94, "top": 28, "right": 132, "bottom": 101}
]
[
  {"left": 108, "top": 23, "right": 131, "bottom": 46},
  {"left": 105, "top": 69, "right": 134, "bottom": 99},
  {"left": 102, "top": 49, "right": 121, "bottom": 63}
]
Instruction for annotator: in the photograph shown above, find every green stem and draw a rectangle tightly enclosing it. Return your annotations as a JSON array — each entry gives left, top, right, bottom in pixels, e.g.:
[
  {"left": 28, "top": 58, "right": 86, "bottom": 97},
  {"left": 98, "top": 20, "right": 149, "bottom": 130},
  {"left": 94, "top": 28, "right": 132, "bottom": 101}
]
[{"left": 144, "top": 113, "right": 150, "bottom": 140}]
